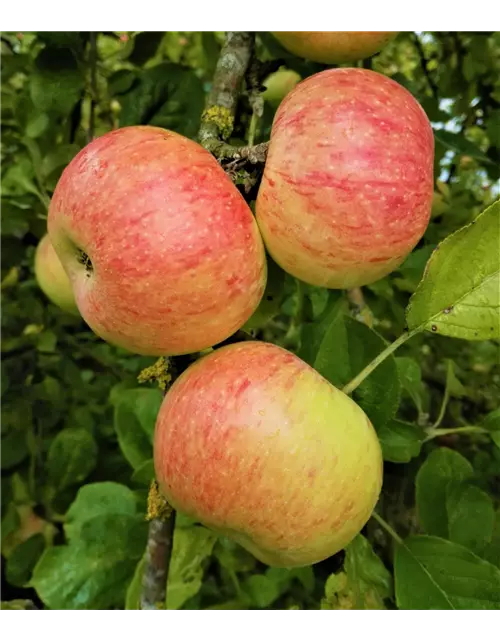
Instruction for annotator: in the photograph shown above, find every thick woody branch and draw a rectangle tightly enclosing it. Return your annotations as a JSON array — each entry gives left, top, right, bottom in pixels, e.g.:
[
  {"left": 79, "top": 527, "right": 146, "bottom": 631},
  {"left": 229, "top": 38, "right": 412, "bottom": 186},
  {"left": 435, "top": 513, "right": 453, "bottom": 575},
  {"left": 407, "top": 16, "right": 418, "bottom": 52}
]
[
  {"left": 198, "top": 31, "right": 269, "bottom": 166},
  {"left": 140, "top": 482, "right": 176, "bottom": 610}
]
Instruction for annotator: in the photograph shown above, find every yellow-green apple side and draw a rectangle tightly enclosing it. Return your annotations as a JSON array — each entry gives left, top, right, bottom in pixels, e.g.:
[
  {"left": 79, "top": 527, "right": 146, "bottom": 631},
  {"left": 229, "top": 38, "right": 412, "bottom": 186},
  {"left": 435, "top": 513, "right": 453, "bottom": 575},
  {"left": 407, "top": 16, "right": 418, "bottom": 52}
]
[
  {"left": 34, "top": 234, "right": 79, "bottom": 316},
  {"left": 154, "top": 341, "right": 383, "bottom": 568}
]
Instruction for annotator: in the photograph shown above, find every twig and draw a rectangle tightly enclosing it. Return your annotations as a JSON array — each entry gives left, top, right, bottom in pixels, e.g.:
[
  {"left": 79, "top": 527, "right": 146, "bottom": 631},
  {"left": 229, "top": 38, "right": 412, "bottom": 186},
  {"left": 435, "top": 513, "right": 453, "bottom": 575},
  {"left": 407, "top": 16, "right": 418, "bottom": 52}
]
[{"left": 412, "top": 32, "right": 438, "bottom": 99}]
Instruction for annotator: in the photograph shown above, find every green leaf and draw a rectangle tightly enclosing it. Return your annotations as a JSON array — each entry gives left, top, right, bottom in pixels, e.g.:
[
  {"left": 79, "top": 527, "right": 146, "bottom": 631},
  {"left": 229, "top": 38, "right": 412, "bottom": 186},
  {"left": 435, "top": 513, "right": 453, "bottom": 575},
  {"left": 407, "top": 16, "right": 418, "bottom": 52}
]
[
  {"left": 1, "top": 429, "right": 29, "bottom": 470},
  {"left": 41, "top": 144, "right": 80, "bottom": 180},
  {"left": 25, "top": 112, "right": 50, "bottom": 138},
  {"left": 406, "top": 200, "right": 500, "bottom": 341},
  {"left": 117, "top": 63, "right": 205, "bottom": 138},
  {"left": 415, "top": 448, "right": 473, "bottom": 537},
  {"left": 167, "top": 525, "right": 217, "bottom": 610},
  {"left": 300, "top": 300, "right": 400, "bottom": 428},
  {"left": 447, "top": 484, "right": 495, "bottom": 556},
  {"left": 484, "top": 511, "right": 500, "bottom": 569},
  {"left": 30, "top": 46, "right": 84, "bottom": 115},
  {"left": 65, "top": 482, "right": 139, "bottom": 541},
  {"left": 377, "top": 419, "right": 424, "bottom": 463},
  {"left": 32, "top": 514, "right": 147, "bottom": 610},
  {"left": 242, "top": 573, "right": 282, "bottom": 608},
  {"left": 322, "top": 535, "right": 392, "bottom": 609},
  {"left": 46, "top": 428, "right": 98, "bottom": 490},
  {"left": 125, "top": 555, "right": 145, "bottom": 610},
  {"left": 434, "top": 130, "right": 494, "bottom": 165},
  {"left": 396, "top": 357, "right": 424, "bottom": 413},
  {"left": 243, "top": 258, "right": 286, "bottom": 330},
  {"left": 128, "top": 32, "right": 164, "bottom": 66},
  {"left": 395, "top": 536, "right": 500, "bottom": 609},
  {"left": 113, "top": 388, "right": 163, "bottom": 470},
  {"left": 130, "top": 459, "right": 155, "bottom": 486},
  {"left": 482, "top": 408, "right": 500, "bottom": 449},
  {"left": 5, "top": 533, "right": 46, "bottom": 587},
  {"left": 1, "top": 600, "right": 38, "bottom": 610},
  {"left": 0, "top": 201, "right": 31, "bottom": 239}
]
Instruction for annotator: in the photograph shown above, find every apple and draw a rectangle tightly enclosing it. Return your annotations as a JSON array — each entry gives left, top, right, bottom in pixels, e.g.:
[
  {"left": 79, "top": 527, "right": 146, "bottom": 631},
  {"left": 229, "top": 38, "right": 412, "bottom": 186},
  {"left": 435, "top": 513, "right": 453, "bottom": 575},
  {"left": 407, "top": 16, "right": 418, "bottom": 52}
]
[
  {"left": 48, "top": 126, "right": 267, "bottom": 356},
  {"left": 154, "top": 341, "right": 383, "bottom": 568},
  {"left": 34, "top": 234, "right": 79, "bottom": 315},
  {"left": 256, "top": 68, "right": 434, "bottom": 289},
  {"left": 272, "top": 31, "right": 397, "bottom": 64},
  {"left": 262, "top": 68, "right": 302, "bottom": 107}
]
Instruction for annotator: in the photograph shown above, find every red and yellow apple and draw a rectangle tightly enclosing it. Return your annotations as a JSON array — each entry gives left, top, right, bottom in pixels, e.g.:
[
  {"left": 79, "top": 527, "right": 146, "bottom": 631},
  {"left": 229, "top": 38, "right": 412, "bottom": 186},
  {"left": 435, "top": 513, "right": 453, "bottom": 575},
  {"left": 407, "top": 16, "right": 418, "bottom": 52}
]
[
  {"left": 34, "top": 234, "right": 79, "bottom": 315},
  {"left": 48, "top": 126, "right": 267, "bottom": 356},
  {"left": 256, "top": 68, "right": 434, "bottom": 289},
  {"left": 273, "top": 31, "right": 397, "bottom": 64},
  {"left": 154, "top": 341, "right": 383, "bottom": 568}
]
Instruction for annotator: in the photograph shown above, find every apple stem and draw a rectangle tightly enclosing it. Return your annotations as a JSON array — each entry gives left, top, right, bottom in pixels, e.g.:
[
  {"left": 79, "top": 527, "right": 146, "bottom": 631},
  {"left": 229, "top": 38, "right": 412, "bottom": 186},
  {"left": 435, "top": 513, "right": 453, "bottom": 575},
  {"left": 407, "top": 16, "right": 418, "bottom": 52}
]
[
  {"left": 371, "top": 511, "right": 404, "bottom": 546},
  {"left": 342, "top": 329, "right": 420, "bottom": 395}
]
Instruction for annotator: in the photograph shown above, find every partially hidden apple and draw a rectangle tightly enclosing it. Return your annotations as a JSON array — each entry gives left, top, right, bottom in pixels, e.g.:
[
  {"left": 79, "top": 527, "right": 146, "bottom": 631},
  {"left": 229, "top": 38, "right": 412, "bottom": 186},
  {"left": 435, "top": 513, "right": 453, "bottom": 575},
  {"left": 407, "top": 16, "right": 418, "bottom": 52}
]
[
  {"left": 256, "top": 68, "right": 434, "bottom": 289},
  {"left": 262, "top": 68, "right": 302, "bottom": 107},
  {"left": 34, "top": 234, "right": 79, "bottom": 315},
  {"left": 154, "top": 341, "right": 383, "bottom": 568},
  {"left": 272, "top": 31, "right": 397, "bottom": 64},
  {"left": 48, "top": 126, "right": 267, "bottom": 356}
]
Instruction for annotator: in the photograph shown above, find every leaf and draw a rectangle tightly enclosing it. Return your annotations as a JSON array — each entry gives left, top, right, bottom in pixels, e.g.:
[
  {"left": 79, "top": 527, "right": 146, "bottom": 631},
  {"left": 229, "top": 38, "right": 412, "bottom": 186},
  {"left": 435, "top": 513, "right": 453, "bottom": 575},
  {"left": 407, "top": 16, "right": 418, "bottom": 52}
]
[
  {"left": 322, "top": 535, "right": 392, "bottom": 609},
  {"left": 300, "top": 299, "right": 400, "bottom": 428},
  {"left": 113, "top": 388, "right": 163, "bottom": 470},
  {"left": 166, "top": 525, "right": 217, "bottom": 610},
  {"left": 486, "top": 110, "right": 500, "bottom": 148},
  {"left": 1, "top": 429, "right": 29, "bottom": 470},
  {"left": 1, "top": 600, "right": 38, "bottom": 610},
  {"left": 243, "top": 257, "right": 286, "bottom": 330},
  {"left": 5, "top": 533, "right": 46, "bottom": 587},
  {"left": 125, "top": 555, "right": 145, "bottom": 610},
  {"left": 484, "top": 511, "right": 500, "bottom": 569},
  {"left": 447, "top": 484, "right": 495, "bottom": 556},
  {"left": 434, "top": 130, "right": 494, "bottom": 165},
  {"left": 377, "top": 419, "right": 425, "bottom": 463},
  {"left": 128, "top": 32, "right": 164, "bottom": 66},
  {"left": 30, "top": 46, "right": 84, "bottom": 115},
  {"left": 41, "top": 144, "right": 80, "bottom": 180},
  {"left": 46, "top": 428, "right": 98, "bottom": 490},
  {"left": 406, "top": 200, "right": 500, "bottom": 341},
  {"left": 130, "top": 459, "right": 155, "bottom": 486},
  {"left": 242, "top": 573, "right": 282, "bottom": 608},
  {"left": 65, "top": 482, "right": 139, "bottom": 541},
  {"left": 31, "top": 514, "right": 147, "bottom": 610},
  {"left": 395, "top": 536, "right": 500, "bottom": 609},
  {"left": 415, "top": 448, "right": 473, "bottom": 537},
  {"left": 396, "top": 357, "right": 424, "bottom": 413},
  {"left": 117, "top": 63, "right": 205, "bottom": 138},
  {"left": 0, "top": 201, "right": 32, "bottom": 239},
  {"left": 482, "top": 408, "right": 500, "bottom": 449}
]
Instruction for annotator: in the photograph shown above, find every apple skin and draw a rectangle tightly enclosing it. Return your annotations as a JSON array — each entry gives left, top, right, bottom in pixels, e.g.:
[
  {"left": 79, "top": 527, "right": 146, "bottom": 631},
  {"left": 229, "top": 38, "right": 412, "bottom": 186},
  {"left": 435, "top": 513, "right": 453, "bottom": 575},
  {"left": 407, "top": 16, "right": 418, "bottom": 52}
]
[
  {"left": 256, "top": 68, "right": 434, "bottom": 289},
  {"left": 273, "top": 31, "right": 397, "bottom": 64},
  {"left": 154, "top": 341, "right": 383, "bottom": 568},
  {"left": 34, "top": 234, "right": 79, "bottom": 315},
  {"left": 48, "top": 126, "right": 267, "bottom": 356},
  {"left": 262, "top": 68, "right": 302, "bottom": 107}
]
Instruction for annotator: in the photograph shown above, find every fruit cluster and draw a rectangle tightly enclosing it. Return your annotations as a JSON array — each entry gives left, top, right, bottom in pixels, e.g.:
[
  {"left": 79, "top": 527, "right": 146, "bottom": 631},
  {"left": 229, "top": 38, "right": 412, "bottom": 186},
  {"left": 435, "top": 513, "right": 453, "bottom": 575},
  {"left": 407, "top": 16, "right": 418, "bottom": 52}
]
[{"left": 36, "top": 33, "right": 434, "bottom": 568}]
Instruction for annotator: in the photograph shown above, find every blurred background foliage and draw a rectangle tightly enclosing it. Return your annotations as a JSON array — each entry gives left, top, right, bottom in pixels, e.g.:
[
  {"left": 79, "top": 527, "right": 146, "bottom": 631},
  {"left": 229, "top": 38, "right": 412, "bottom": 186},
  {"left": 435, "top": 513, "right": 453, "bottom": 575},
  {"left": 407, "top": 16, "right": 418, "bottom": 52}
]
[{"left": 1, "top": 31, "right": 499, "bottom": 610}]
